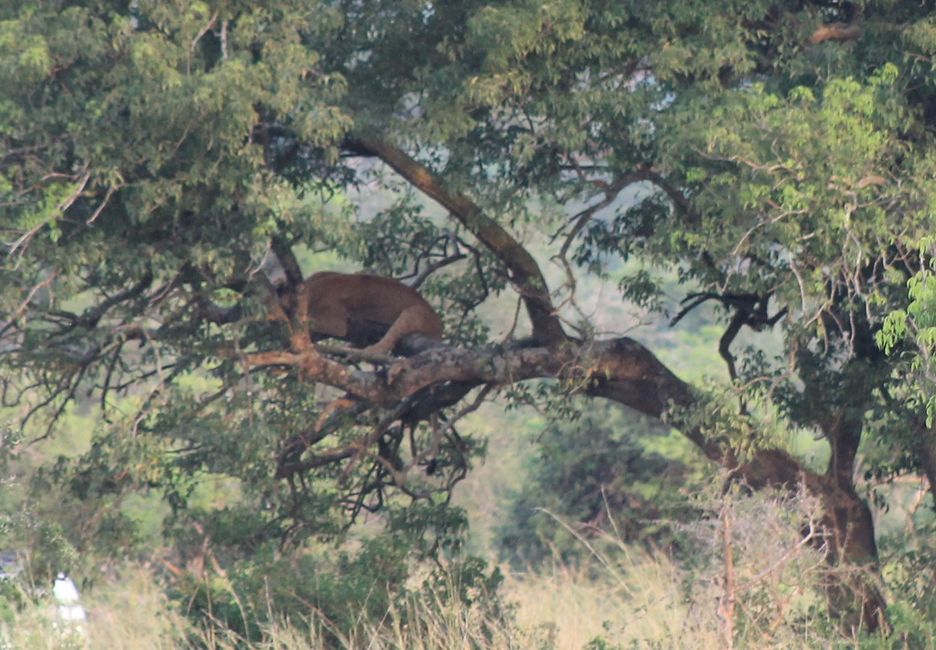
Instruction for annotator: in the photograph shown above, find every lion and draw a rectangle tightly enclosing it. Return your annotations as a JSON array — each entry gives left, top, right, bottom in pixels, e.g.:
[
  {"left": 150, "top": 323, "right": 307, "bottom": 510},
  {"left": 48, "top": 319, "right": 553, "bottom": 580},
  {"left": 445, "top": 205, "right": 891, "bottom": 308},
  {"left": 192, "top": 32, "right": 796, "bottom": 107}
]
[{"left": 282, "top": 271, "right": 443, "bottom": 355}]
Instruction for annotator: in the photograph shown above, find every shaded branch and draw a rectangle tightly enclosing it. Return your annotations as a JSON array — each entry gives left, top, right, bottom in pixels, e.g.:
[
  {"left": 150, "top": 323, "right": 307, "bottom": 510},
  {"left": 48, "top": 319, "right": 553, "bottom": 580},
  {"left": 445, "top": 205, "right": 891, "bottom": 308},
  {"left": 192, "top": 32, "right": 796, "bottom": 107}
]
[
  {"left": 271, "top": 234, "right": 304, "bottom": 290},
  {"left": 670, "top": 291, "right": 787, "bottom": 384},
  {"left": 351, "top": 136, "right": 568, "bottom": 345},
  {"left": 195, "top": 300, "right": 243, "bottom": 325},
  {"left": 245, "top": 333, "right": 704, "bottom": 456}
]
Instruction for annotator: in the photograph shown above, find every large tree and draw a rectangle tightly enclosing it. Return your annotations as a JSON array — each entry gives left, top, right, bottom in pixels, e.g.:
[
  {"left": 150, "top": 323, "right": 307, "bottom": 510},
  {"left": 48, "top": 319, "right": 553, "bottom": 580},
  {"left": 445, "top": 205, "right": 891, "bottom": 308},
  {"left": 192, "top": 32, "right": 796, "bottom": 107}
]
[{"left": 3, "top": 0, "right": 935, "bottom": 634}]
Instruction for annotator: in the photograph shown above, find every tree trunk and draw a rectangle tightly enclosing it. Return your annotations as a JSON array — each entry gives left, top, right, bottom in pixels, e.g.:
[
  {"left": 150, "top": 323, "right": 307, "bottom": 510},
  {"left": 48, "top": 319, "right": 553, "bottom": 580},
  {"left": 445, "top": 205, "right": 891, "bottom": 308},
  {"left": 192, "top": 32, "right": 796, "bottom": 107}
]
[
  {"left": 916, "top": 425, "right": 936, "bottom": 513},
  {"left": 736, "top": 449, "right": 887, "bottom": 633}
]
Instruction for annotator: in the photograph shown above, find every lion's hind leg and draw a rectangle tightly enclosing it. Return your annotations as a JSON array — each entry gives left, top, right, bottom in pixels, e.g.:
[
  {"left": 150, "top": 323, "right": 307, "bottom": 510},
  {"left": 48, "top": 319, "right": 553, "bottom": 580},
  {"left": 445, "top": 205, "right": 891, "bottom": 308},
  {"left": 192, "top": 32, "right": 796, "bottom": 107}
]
[{"left": 359, "top": 304, "right": 441, "bottom": 355}]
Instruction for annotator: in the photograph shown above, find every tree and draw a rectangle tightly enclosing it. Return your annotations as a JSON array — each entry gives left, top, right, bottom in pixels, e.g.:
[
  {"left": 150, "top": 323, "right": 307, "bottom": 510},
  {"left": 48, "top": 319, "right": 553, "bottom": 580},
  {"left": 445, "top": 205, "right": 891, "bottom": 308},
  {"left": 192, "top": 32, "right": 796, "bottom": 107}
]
[
  {"left": 3, "top": 0, "right": 935, "bottom": 635},
  {"left": 496, "top": 400, "right": 685, "bottom": 566}
]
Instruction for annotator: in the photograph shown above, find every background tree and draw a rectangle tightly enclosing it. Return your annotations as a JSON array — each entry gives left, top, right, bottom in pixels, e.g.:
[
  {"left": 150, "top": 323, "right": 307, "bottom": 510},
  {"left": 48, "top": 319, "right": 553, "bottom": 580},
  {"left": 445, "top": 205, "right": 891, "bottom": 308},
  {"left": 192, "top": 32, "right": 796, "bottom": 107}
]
[
  {"left": 2, "top": 0, "right": 935, "bottom": 638},
  {"left": 496, "top": 401, "right": 686, "bottom": 566}
]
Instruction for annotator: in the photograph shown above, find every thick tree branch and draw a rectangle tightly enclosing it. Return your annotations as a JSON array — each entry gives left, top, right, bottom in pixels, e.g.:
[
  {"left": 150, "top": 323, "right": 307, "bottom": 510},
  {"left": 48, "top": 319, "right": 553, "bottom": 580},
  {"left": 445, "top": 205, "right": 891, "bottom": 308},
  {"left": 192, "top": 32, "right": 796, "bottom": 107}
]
[
  {"left": 249, "top": 324, "right": 885, "bottom": 629},
  {"left": 248, "top": 334, "right": 713, "bottom": 459},
  {"left": 258, "top": 332, "right": 882, "bottom": 534},
  {"left": 351, "top": 136, "right": 567, "bottom": 345}
]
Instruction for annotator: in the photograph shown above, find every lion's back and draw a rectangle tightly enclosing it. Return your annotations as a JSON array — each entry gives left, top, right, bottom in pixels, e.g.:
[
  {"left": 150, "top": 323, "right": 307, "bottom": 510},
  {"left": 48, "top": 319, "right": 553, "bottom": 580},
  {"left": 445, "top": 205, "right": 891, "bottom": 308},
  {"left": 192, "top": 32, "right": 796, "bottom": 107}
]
[{"left": 305, "top": 272, "right": 439, "bottom": 331}]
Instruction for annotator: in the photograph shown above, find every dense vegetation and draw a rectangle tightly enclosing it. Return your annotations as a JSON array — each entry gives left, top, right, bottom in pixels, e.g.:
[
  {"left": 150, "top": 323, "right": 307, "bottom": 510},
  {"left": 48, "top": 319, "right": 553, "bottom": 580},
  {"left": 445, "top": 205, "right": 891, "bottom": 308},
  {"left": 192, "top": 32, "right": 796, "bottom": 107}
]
[{"left": 2, "top": 0, "right": 936, "bottom": 646}]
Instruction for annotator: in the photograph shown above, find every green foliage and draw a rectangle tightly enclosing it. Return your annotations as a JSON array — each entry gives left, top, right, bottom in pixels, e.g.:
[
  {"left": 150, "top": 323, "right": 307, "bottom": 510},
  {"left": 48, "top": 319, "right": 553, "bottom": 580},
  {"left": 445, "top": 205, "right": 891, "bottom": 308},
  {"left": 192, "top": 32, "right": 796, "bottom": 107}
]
[
  {"left": 4, "top": 0, "right": 936, "bottom": 642},
  {"left": 27, "top": 521, "right": 80, "bottom": 585},
  {"left": 497, "top": 401, "right": 690, "bottom": 566},
  {"left": 878, "top": 236, "right": 936, "bottom": 426},
  {"left": 170, "top": 532, "right": 505, "bottom": 646},
  {"left": 878, "top": 520, "right": 936, "bottom": 645},
  {"left": 178, "top": 537, "right": 411, "bottom": 642}
]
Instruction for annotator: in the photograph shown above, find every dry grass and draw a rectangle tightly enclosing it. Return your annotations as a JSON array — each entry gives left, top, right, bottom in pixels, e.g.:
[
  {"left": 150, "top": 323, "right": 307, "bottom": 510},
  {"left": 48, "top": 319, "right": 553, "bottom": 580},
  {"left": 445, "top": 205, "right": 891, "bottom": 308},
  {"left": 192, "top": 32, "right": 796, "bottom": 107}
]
[
  {"left": 0, "top": 544, "right": 828, "bottom": 650},
  {"left": 3, "top": 485, "right": 929, "bottom": 650},
  {"left": 496, "top": 487, "right": 852, "bottom": 650},
  {"left": 1, "top": 567, "right": 190, "bottom": 650},
  {"left": 0, "top": 567, "right": 532, "bottom": 650},
  {"left": 83, "top": 568, "right": 191, "bottom": 650},
  {"left": 501, "top": 550, "right": 721, "bottom": 650}
]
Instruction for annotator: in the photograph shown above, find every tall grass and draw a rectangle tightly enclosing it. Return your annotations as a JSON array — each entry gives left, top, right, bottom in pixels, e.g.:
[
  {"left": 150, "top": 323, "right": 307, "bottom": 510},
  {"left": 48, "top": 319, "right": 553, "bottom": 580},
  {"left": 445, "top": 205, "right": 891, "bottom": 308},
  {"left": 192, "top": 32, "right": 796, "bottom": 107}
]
[
  {"left": 502, "top": 550, "right": 717, "bottom": 649},
  {"left": 500, "top": 487, "right": 851, "bottom": 650},
  {"left": 3, "top": 485, "right": 933, "bottom": 649},
  {"left": 0, "top": 567, "right": 188, "bottom": 649},
  {"left": 1, "top": 566, "right": 535, "bottom": 650}
]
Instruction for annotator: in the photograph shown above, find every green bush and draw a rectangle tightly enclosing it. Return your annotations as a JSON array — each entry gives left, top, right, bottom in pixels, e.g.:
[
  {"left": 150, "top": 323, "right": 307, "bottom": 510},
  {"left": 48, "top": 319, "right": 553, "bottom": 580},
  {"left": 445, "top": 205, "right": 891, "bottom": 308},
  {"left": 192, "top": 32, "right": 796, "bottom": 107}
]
[{"left": 496, "top": 401, "right": 690, "bottom": 566}]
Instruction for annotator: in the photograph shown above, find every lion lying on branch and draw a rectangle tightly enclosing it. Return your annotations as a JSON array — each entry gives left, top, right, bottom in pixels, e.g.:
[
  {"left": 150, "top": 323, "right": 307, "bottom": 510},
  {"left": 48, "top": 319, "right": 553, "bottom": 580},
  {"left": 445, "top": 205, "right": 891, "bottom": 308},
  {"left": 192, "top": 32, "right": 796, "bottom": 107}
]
[
  {"left": 277, "top": 271, "right": 443, "bottom": 356},
  {"left": 265, "top": 270, "right": 444, "bottom": 442}
]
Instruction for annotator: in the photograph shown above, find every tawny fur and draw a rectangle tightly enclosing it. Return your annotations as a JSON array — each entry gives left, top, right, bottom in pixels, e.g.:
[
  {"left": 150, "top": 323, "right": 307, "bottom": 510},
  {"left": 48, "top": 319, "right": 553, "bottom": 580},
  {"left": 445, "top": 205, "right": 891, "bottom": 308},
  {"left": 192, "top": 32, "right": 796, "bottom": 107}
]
[{"left": 293, "top": 272, "right": 443, "bottom": 355}]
